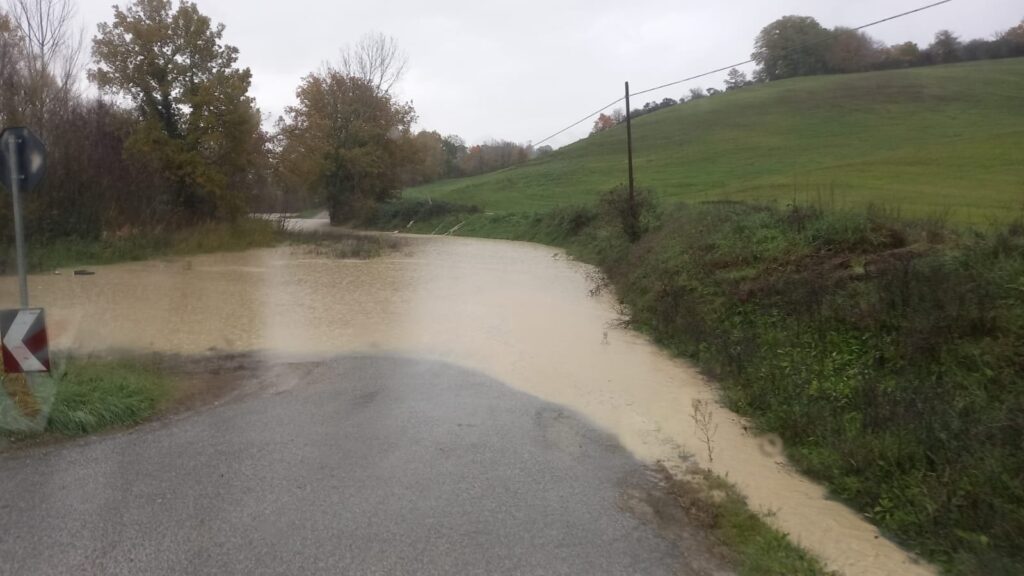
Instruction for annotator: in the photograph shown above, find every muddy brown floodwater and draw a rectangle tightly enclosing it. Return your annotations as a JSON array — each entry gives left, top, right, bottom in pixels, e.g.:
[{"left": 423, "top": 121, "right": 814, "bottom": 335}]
[{"left": 0, "top": 227, "right": 933, "bottom": 576}]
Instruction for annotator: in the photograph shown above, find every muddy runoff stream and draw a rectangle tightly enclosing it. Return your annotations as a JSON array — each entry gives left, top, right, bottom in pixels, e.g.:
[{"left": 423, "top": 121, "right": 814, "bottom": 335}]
[{"left": 0, "top": 229, "right": 932, "bottom": 576}]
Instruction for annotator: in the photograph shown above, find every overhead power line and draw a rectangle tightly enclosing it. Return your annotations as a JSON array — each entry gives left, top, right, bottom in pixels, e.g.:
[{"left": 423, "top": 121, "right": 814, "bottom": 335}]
[
  {"left": 533, "top": 0, "right": 955, "bottom": 146},
  {"left": 533, "top": 96, "right": 625, "bottom": 150}
]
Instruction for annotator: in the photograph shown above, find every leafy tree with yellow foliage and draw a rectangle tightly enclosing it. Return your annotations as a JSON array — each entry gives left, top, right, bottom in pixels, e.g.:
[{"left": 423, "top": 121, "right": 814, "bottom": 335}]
[{"left": 90, "top": 0, "right": 265, "bottom": 223}]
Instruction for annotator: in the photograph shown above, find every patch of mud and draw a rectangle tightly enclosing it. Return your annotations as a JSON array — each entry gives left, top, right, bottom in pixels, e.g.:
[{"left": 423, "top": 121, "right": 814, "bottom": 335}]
[
  {"left": 156, "top": 352, "right": 338, "bottom": 418},
  {"left": 157, "top": 352, "right": 269, "bottom": 413},
  {"left": 618, "top": 464, "right": 736, "bottom": 576}
]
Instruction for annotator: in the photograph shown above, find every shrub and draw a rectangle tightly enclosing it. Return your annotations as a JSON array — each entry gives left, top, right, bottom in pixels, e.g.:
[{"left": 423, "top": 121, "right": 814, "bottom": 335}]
[
  {"left": 572, "top": 202, "right": 1024, "bottom": 572},
  {"left": 548, "top": 205, "right": 597, "bottom": 237},
  {"left": 600, "top": 185, "right": 659, "bottom": 242}
]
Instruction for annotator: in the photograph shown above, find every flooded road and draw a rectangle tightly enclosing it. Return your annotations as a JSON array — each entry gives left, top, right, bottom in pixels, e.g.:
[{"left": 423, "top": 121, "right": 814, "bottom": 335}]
[{"left": 0, "top": 229, "right": 932, "bottom": 576}]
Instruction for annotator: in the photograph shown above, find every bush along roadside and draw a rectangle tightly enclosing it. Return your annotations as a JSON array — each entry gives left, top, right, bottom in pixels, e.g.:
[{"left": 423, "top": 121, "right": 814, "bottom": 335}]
[
  {"left": 384, "top": 195, "right": 1024, "bottom": 574},
  {"left": 593, "top": 202, "right": 1023, "bottom": 574}
]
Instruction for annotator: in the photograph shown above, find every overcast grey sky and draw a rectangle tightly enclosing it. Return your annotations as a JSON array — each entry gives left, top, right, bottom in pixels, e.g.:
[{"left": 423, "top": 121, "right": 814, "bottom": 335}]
[{"left": 75, "top": 0, "right": 1021, "bottom": 148}]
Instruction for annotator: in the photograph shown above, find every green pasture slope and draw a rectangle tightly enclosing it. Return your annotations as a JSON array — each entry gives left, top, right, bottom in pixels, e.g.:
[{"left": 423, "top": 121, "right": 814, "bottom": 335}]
[{"left": 406, "top": 58, "right": 1024, "bottom": 224}]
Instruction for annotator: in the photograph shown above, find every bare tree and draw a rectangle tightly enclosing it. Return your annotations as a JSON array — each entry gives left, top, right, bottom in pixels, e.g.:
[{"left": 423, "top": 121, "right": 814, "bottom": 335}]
[
  {"left": 0, "top": 12, "right": 25, "bottom": 125},
  {"left": 340, "top": 32, "right": 407, "bottom": 95},
  {"left": 6, "top": 0, "right": 83, "bottom": 128}
]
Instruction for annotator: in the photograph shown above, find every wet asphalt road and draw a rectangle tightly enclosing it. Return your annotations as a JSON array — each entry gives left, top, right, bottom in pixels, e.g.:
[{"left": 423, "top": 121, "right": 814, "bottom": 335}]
[{"left": 0, "top": 355, "right": 727, "bottom": 575}]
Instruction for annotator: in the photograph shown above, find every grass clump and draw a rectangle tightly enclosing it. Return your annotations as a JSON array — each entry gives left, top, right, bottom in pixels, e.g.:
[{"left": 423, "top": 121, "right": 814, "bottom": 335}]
[
  {"left": 297, "top": 231, "right": 404, "bottom": 260},
  {"left": 0, "top": 359, "right": 171, "bottom": 439},
  {"left": 47, "top": 359, "right": 171, "bottom": 436}
]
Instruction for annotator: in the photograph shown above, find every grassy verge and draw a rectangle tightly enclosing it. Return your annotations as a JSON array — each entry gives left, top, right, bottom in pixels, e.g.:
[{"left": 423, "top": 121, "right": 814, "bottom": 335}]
[
  {"left": 1, "top": 358, "right": 171, "bottom": 441},
  {"left": 46, "top": 359, "right": 171, "bottom": 436},
  {"left": 668, "top": 465, "right": 831, "bottom": 575},
  {"left": 364, "top": 198, "right": 482, "bottom": 233},
  {"left": 368, "top": 196, "right": 1023, "bottom": 574},
  {"left": 17, "top": 219, "right": 282, "bottom": 273}
]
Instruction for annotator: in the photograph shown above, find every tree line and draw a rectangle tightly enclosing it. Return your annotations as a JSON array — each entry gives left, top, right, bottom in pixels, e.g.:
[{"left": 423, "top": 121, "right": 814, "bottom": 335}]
[
  {"left": 402, "top": 133, "right": 543, "bottom": 188},
  {"left": 0, "top": 0, "right": 534, "bottom": 242},
  {"left": 752, "top": 14, "right": 1024, "bottom": 81},
  {"left": 592, "top": 14, "right": 1024, "bottom": 135}
]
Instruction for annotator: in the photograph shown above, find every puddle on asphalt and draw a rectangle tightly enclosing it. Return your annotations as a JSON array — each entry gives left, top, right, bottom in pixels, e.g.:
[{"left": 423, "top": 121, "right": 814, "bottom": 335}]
[{"left": 0, "top": 232, "right": 933, "bottom": 576}]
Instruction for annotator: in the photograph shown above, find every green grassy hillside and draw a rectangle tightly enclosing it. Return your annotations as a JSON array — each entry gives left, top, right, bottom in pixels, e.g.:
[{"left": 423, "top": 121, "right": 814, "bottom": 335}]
[{"left": 406, "top": 58, "right": 1024, "bottom": 224}]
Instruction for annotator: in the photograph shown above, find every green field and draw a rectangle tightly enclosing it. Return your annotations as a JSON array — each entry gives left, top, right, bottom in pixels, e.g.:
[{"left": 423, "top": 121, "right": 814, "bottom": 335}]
[{"left": 405, "top": 58, "right": 1024, "bottom": 224}]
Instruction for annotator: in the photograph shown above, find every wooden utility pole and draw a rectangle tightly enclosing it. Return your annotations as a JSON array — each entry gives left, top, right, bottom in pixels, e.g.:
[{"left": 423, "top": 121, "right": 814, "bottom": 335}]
[
  {"left": 622, "top": 81, "right": 640, "bottom": 241},
  {"left": 624, "top": 81, "right": 635, "bottom": 206}
]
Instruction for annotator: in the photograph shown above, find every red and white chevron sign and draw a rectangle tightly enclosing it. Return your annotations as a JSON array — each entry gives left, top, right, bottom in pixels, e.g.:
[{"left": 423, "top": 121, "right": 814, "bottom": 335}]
[{"left": 0, "top": 308, "right": 49, "bottom": 373}]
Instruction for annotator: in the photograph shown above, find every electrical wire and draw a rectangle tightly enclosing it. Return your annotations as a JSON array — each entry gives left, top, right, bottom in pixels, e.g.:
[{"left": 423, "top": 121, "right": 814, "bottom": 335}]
[
  {"left": 532, "top": 95, "right": 625, "bottom": 149},
  {"left": 533, "top": 0, "right": 955, "bottom": 146}
]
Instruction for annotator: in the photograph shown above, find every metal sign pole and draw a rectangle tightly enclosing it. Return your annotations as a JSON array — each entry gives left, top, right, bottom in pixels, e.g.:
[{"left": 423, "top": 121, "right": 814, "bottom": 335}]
[
  {"left": 0, "top": 127, "right": 50, "bottom": 434},
  {"left": 6, "top": 135, "right": 27, "bottom": 307}
]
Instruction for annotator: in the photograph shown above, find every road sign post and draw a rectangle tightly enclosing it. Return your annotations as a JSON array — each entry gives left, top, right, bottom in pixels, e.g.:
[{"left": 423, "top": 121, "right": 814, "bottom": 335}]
[
  {"left": 0, "top": 127, "right": 50, "bottom": 431},
  {"left": 1, "top": 127, "right": 46, "bottom": 308},
  {"left": 6, "top": 133, "right": 27, "bottom": 307}
]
